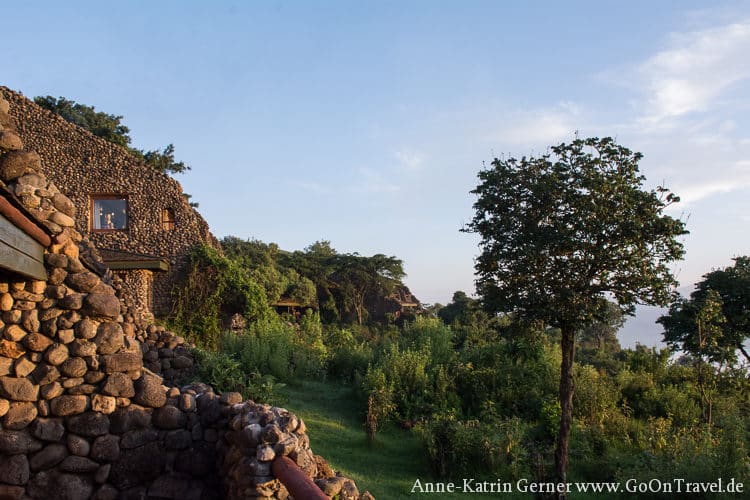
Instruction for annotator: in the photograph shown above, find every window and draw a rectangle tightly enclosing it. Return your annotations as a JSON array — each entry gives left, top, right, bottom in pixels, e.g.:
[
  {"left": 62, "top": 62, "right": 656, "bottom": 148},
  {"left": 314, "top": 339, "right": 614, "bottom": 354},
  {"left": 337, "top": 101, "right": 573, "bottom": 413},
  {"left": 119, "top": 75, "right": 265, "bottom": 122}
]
[
  {"left": 92, "top": 196, "right": 128, "bottom": 231},
  {"left": 161, "top": 208, "right": 175, "bottom": 231}
]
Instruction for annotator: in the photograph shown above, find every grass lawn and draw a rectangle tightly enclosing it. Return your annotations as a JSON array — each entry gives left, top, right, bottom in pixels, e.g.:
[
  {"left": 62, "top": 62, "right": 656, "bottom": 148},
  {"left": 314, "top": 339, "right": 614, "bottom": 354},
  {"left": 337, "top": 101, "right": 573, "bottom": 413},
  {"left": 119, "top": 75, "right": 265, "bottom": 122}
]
[{"left": 278, "top": 379, "right": 431, "bottom": 498}]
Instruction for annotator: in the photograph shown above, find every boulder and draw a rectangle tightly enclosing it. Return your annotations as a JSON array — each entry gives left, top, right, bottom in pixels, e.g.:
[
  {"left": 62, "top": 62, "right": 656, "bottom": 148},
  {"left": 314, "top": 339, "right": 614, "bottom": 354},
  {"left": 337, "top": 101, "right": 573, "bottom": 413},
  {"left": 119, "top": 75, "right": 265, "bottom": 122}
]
[
  {"left": 133, "top": 372, "right": 166, "bottom": 408},
  {"left": 0, "top": 454, "right": 29, "bottom": 485}
]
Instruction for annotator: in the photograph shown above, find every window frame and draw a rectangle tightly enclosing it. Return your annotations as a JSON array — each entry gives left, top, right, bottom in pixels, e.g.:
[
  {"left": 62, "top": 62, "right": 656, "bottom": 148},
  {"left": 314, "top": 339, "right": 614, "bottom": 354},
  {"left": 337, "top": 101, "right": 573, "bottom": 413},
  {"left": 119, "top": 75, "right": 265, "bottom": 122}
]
[
  {"left": 91, "top": 195, "right": 129, "bottom": 233},
  {"left": 161, "top": 207, "right": 176, "bottom": 231}
]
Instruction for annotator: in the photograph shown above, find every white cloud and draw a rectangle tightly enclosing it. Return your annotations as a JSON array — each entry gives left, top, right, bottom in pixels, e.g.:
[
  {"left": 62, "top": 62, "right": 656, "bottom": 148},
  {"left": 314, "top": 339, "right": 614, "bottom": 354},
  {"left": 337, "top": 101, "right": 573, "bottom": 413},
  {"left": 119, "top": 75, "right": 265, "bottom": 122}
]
[
  {"left": 487, "top": 102, "right": 580, "bottom": 147},
  {"left": 638, "top": 20, "right": 750, "bottom": 125},
  {"left": 394, "top": 149, "right": 426, "bottom": 171},
  {"left": 671, "top": 160, "right": 750, "bottom": 205}
]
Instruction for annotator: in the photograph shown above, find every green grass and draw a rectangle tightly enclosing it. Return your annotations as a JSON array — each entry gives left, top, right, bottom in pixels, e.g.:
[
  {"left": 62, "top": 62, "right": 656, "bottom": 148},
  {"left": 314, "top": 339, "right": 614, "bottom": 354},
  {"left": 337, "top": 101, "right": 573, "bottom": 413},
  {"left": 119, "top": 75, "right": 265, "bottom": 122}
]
[{"left": 278, "top": 380, "right": 431, "bottom": 498}]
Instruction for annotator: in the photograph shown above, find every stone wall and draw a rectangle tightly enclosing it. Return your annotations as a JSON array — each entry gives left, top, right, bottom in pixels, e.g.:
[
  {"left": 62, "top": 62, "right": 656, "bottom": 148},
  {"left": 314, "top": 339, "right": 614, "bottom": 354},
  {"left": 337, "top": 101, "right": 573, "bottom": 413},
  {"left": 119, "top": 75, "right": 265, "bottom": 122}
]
[
  {"left": 0, "top": 87, "right": 219, "bottom": 317},
  {"left": 0, "top": 92, "right": 371, "bottom": 499}
]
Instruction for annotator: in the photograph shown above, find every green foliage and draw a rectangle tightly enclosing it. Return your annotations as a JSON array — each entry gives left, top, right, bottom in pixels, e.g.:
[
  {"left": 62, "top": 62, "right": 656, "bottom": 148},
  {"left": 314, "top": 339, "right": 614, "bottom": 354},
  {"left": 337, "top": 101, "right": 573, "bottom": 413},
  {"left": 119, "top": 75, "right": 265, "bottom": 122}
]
[
  {"left": 34, "top": 95, "right": 131, "bottom": 147},
  {"left": 660, "top": 256, "right": 750, "bottom": 365},
  {"left": 193, "top": 347, "right": 284, "bottom": 403},
  {"left": 171, "top": 245, "right": 270, "bottom": 348},
  {"left": 418, "top": 413, "right": 530, "bottom": 480},
  {"left": 464, "top": 136, "right": 686, "bottom": 328},
  {"left": 464, "top": 136, "right": 687, "bottom": 481},
  {"left": 34, "top": 95, "right": 191, "bottom": 176}
]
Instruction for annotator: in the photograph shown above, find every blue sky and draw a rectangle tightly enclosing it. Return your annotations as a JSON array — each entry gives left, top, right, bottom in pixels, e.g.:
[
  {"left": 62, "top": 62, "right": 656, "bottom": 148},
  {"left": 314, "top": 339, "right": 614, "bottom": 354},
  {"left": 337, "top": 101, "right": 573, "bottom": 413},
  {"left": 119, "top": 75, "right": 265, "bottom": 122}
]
[{"left": 4, "top": 1, "right": 750, "bottom": 346}]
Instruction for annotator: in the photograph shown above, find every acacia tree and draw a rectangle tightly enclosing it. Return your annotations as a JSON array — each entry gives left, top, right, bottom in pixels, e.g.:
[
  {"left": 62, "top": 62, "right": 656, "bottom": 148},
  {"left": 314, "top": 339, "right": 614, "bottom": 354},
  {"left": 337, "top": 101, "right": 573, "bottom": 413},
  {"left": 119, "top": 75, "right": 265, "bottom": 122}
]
[
  {"left": 463, "top": 137, "right": 686, "bottom": 489},
  {"left": 660, "top": 256, "right": 750, "bottom": 365}
]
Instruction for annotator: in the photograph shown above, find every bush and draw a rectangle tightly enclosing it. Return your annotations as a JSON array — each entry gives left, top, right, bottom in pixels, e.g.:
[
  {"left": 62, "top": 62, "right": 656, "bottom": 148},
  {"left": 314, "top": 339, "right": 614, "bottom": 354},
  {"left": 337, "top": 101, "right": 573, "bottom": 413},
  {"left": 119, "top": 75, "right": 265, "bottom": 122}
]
[{"left": 172, "top": 245, "right": 270, "bottom": 348}]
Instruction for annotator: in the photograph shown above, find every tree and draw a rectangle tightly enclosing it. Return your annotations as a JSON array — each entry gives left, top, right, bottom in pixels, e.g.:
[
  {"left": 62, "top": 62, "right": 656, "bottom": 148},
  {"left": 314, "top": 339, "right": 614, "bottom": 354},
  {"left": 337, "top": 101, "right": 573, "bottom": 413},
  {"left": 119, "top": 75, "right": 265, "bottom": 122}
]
[
  {"left": 34, "top": 96, "right": 131, "bottom": 147},
  {"left": 34, "top": 95, "right": 191, "bottom": 176},
  {"left": 463, "top": 136, "right": 686, "bottom": 490},
  {"left": 659, "top": 256, "right": 750, "bottom": 365},
  {"left": 330, "top": 253, "right": 405, "bottom": 325}
]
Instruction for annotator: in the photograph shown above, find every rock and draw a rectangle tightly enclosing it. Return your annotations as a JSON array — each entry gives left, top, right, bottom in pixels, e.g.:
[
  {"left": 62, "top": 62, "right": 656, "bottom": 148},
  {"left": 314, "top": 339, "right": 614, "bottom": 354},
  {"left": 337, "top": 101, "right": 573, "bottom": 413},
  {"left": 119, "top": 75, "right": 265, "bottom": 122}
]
[
  {"left": 92, "top": 484, "right": 118, "bottom": 500},
  {"left": 165, "top": 429, "right": 192, "bottom": 450},
  {"left": 21, "top": 310, "right": 40, "bottom": 333},
  {"left": 3, "top": 324, "right": 25, "bottom": 340},
  {"left": 171, "top": 355, "right": 193, "bottom": 369},
  {"left": 69, "top": 339, "right": 97, "bottom": 357},
  {"left": 153, "top": 404, "right": 186, "bottom": 429},
  {"left": 95, "top": 463, "right": 111, "bottom": 483},
  {"left": 147, "top": 474, "right": 197, "bottom": 500},
  {"left": 62, "top": 377, "right": 84, "bottom": 389},
  {"left": 197, "top": 392, "right": 221, "bottom": 425},
  {"left": 0, "top": 151, "right": 42, "bottom": 182},
  {"left": 67, "top": 433, "right": 90, "bottom": 456},
  {"left": 52, "top": 193, "right": 76, "bottom": 217},
  {"left": 30, "top": 443, "right": 68, "bottom": 471},
  {"left": 23, "top": 333, "right": 53, "bottom": 352},
  {"left": 66, "top": 412, "right": 110, "bottom": 436},
  {"left": 0, "top": 357, "right": 12, "bottom": 376},
  {"left": 0, "top": 397, "right": 8, "bottom": 416},
  {"left": 31, "top": 417, "right": 65, "bottom": 441},
  {"left": 91, "top": 433, "right": 120, "bottom": 462},
  {"left": 134, "top": 372, "right": 166, "bottom": 407},
  {"left": 178, "top": 393, "right": 196, "bottom": 412},
  {"left": 60, "top": 455, "right": 99, "bottom": 473},
  {"left": 60, "top": 357, "right": 87, "bottom": 377},
  {"left": 0, "top": 454, "right": 29, "bottom": 485},
  {"left": 101, "top": 372, "right": 135, "bottom": 397},
  {"left": 103, "top": 351, "right": 141, "bottom": 373},
  {"left": 316, "top": 477, "right": 347, "bottom": 497},
  {"left": 55, "top": 473, "right": 95, "bottom": 500},
  {"left": 30, "top": 363, "right": 60, "bottom": 385},
  {"left": 83, "top": 293, "right": 120, "bottom": 319},
  {"left": 13, "top": 356, "right": 36, "bottom": 377},
  {"left": 91, "top": 394, "right": 116, "bottom": 414},
  {"left": 58, "top": 293, "right": 84, "bottom": 309},
  {"left": 45, "top": 253, "right": 68, "bottom": 269},
  {"left": 57, "top": 328, "right": 75, "bottom": 344},
  {"left": 220, "top": 391, "right": 243, "bottom": 405},
  {"left": 0, "top": 339, "right": 25, "bottom": 358},
  {"left": 0, "top": 375, "right": 39, "bottom": 400},
  {"left": 0, "top": 130, "right": 23, "bottom": 151},
  {"left": 110, "top": 405, "right": 152, "bottom": 433},
  {"left": 85, "top": 370, "right": 105, "bottom": 384},
  {"left": 175, "top": 444, "right": 215, "bottom": 479},
  {"left": 50, "top": 395, "right": 89, "bottom": 416},
  {"left": 120, "top": 428, "right": 159, "bottom": 449},
  {"left": 94, "top": 322, "right": 124, "bottom": 355},
  {"left": 40, "top": 380, "right": 64, "bottom": 399},
  {"left": 109, "top": 441, "right": 166, "bottom": 490},
  {"left": 44, "top": 343, "right": 69, "bottom": 365},
  {"left": 48, "top": 211, "right": 75, "bottom": 227},
  {"left": 75, "top": 318, "right": 98, "bottom": 339},
  {"left": 257, "top": 445, "right": 276, "bottom": 461},
  {"left": 65, "top": 271, "right": 101, "bottom": 293},
  {"left": 0, "top": 430, "right": 42, "bottom": 454}
]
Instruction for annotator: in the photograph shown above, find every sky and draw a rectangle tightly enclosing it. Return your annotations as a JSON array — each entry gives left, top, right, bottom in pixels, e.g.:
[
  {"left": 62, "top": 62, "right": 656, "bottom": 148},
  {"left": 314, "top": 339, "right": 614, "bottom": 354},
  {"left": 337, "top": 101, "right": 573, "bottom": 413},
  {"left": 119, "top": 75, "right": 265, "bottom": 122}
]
[{"left": 3, "top": 1, "right": 749, "bottom": 347}]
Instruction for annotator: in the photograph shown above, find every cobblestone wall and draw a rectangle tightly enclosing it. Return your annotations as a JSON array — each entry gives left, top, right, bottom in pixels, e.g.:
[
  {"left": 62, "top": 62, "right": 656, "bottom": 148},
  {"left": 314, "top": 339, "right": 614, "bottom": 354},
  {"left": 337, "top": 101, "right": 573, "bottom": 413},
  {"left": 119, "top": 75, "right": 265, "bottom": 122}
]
[
  {"left": 0, "top": 87, "right": 219, "bottom": 317},
  {"left": 0, "top": 90, "right": 371, "bottom": 499}
]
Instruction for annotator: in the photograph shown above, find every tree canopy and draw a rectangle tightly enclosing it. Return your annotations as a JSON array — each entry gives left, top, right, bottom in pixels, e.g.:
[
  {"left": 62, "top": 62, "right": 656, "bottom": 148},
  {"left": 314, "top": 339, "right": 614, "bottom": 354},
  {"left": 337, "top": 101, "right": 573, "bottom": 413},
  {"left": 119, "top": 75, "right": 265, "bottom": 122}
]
[
  {"left": 463, "top": 136, "right": 687, "bottom": 489},
  {"left": 34, "top": 95, "right": 190, "bottom": 176},
  {"left": 659, "top": 256, "right": 750, "bottom": 365}
]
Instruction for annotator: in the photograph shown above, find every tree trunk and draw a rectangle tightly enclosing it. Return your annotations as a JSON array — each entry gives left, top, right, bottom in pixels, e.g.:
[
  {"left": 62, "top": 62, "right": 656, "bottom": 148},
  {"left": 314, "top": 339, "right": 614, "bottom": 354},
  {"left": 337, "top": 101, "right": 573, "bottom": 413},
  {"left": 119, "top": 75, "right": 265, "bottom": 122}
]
[{"left": 554, "top": 326, "right": 576, "bottom": 498}]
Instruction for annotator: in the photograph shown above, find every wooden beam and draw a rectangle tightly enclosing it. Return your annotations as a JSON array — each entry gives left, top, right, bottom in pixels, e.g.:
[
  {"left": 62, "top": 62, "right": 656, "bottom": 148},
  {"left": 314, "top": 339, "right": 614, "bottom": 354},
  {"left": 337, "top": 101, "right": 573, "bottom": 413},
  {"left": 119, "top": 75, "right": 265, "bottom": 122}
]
[{"left": 0, "top": 213, "right": 46, "bottom": 280}]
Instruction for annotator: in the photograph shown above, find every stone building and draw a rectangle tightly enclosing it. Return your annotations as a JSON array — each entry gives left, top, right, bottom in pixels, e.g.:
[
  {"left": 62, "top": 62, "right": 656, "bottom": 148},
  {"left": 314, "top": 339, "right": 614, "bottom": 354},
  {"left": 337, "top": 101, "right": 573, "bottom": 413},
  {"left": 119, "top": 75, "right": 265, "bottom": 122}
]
[
  {"left": 0, "top": 87, "right": 218, "bottom": 319},
  {"left": 0, "top": 91, "right": 370, "bottom": 499}
]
